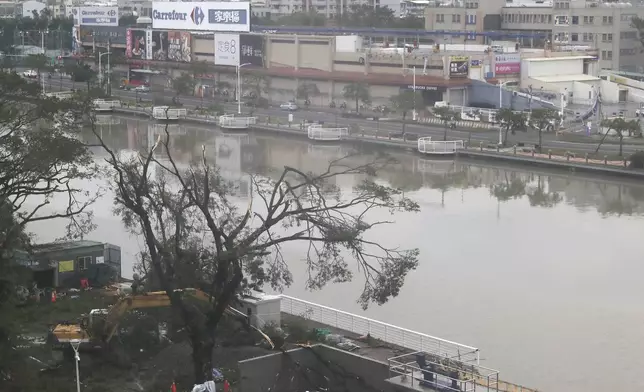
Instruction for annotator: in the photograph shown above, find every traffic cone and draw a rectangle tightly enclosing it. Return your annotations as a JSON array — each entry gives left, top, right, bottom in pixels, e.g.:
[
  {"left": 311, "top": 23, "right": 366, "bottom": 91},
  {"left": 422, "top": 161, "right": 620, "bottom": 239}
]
[
  {"left": 171, "top": 381, "right": 177, "bottom": 392},
  {"left": 51, "top": 290, "right": 56, "bottom": 303}
]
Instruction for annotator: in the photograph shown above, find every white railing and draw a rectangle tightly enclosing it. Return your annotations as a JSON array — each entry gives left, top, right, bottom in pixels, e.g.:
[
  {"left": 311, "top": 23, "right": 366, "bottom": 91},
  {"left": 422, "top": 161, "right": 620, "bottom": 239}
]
[
  {"left": 279, "top": 294, "right": 480, "bottom": 364},
  {"left": 218, "top": 114, "right": 257, "bottom": 129},
  {"left": 93, "top": 99, "right": 121, "bottom": 111},
  {"left": 307, "top": 124, "right": 349, "bottom": 141},
  {"left": 152, "top": 106, "right": 188, "bottom": 120},
  {"left": 417, "top": 137, "right": 464, "bottom": 155},
  {"left": 45, "top": 91, "right": 74, "bottom": 100}
]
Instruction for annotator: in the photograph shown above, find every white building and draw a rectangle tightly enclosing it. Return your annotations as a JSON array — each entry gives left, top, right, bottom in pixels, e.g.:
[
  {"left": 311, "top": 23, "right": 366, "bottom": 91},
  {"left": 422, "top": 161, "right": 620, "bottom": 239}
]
[{"left": 20, "top": 0, "right": 46, "bottom": 18}]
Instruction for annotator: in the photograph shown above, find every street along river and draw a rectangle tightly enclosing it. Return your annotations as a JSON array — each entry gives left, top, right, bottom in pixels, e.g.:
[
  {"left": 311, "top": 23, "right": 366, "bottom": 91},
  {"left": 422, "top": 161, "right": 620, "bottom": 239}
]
[{"left": 30, "top": 116, "right": 644, "bottom": 391}]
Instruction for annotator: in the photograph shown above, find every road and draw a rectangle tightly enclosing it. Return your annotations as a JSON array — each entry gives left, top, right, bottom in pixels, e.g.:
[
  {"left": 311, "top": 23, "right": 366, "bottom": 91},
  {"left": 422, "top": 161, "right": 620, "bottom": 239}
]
[{"left": 43, "top": 77, "right": 644, "bottom": 156}]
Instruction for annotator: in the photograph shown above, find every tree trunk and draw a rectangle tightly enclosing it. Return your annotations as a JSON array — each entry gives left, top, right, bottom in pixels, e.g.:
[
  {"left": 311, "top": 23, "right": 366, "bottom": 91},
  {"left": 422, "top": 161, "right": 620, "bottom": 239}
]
[
  {"left": 538, "top": 129, "right": 542, "bottom": 153},
  {"left": 504, "top": 127, "right": 510, "bottom": 147},
  {"left": 619, "top": 134, "right": 623, "bottom": 156},
  {"left": 443, "top": 123, "right": 448, "bottom": 141},
  {"left": 190, "top": 334, "right": 214, "bottom": 384},
  {"left": 355, "top": 96, "right": 359, "bottom": 113}
]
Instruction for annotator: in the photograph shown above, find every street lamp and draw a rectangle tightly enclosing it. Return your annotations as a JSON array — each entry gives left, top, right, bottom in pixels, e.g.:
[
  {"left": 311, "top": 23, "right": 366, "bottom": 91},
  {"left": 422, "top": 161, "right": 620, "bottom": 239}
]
[
  {"left": 403, "top": 66, "right": 417, "bottom": 120},
  {"left": 98, "top": 51, "right": 111, "bottom": 95},
  {"left": 236, "top": 62, "right": 252, "bottom": 114},
  {"left": 498, "top": 81, "right": 511, "bottom": 145}
]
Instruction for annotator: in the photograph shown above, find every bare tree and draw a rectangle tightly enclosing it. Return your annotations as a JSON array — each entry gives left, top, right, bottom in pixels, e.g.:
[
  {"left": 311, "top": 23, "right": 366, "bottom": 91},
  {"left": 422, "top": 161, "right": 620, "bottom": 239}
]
[{"left": 93, "top": 127, "right": 420, "bottom": 383}]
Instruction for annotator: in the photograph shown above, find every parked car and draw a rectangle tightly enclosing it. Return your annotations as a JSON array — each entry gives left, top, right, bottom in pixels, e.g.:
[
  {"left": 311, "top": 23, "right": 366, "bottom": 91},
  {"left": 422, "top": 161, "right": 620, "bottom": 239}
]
[
  {"left": 134, "top": 85, "right": 150, "bottom": 93},
  {"left": 280, "top": 102, "right": 298, "bottom": 111}
]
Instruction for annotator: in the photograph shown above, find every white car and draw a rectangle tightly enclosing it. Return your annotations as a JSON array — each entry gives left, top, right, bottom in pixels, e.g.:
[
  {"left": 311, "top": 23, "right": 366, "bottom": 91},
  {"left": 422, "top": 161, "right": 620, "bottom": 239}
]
[
  {"left": 22, "top": 69, "right": 37, "bottom": 78},
  {"left": 134, "top": 85, "right": 150, "bottom": 93},
  {"left": 280, "top": 102, "right": 298, "bottom": 111}
]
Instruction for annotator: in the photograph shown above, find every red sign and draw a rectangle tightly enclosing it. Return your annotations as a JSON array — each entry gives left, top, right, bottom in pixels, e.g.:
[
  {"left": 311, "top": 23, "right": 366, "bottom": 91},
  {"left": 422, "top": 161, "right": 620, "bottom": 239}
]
[{"left": 495, "top": 63, "right": 520, "bottom": 75}]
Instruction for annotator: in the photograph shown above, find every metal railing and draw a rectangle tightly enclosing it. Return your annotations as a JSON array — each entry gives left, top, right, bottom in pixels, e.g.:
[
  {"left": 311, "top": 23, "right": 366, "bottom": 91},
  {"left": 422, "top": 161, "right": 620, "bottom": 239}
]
[
  {"left": 93, "top": 99, "right": 121, "bottom": 111},
  {"left": 279, "top": 295, "right": 479, "bottom": 364},
  {"left": 307, "top": 124, "right": 349, "bottom": 141},
  {"left": 418, "top": 138, "right": 465, "bottom": 154},
  {"left": 152, "top": 106, "right": 188, "bottom": 120},
  {"left": 388, "top": 352, "right": 498, "bottom": 392},
  {"left": 219, "top": 114, "right": 257, "bottom": 129}
]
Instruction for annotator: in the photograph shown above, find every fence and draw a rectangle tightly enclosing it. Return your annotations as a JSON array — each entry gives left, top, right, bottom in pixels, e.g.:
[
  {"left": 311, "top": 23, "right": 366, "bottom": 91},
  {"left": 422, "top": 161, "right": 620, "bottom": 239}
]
[
  {"left": 219, "top": 114, "right": 257, "bottom": 129},
  {"left": 152, "top": 106, "right": 188, "bottom": 120},
  {"left": 279, "top": 294, "right": 480, "bottom": 364},
  {"left": 307, "top": 125, "right": 349, "bottom": 141},
  {"left": 417, "top": 138, "right": 465, "bottom": 154}
]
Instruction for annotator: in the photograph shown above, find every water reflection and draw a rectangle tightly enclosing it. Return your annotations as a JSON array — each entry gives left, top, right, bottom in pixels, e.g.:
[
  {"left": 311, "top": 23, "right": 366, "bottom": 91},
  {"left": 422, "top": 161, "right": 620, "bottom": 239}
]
[{"left": 76, "top": 116, "right": 644, "bottom": 391}]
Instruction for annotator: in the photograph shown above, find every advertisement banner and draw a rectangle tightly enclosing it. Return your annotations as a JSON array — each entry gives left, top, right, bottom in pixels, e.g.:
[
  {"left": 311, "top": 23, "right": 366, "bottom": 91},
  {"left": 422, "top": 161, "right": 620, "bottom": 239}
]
[
  {"left": 239, "top": 34, "right": 264, "bottom": 67},
  {"left": 214, "top": 33, "right": 240, "bottom": 66},
  {"left": 449, "top": 56, "right": 469, "bottom": 78},
  {"left": 79, "top": 26, "right": 128, "bottom": 45},
  {"left": 78, "top": 6, "right": 118, "bottom": 27},
  {"left": 152, "top": 2, "right": 250, "bottom": 32},
  {"left": 494, "top": 54, "right": 521, "bottom": 75},
  {"left": 127, "top": 29, "right": 147, "bottom": 59},
  {"left": 145, "top": 29, "right": 153, "bottom": 61},
  {"left": 126, "top": 29, "right": 132, "bottom": 57},
  {"left": 58, "top": 260, "right": 74, "bottom": 273},
  {"left": 152, "top": 31, "right": 192, "bottom": 62}
]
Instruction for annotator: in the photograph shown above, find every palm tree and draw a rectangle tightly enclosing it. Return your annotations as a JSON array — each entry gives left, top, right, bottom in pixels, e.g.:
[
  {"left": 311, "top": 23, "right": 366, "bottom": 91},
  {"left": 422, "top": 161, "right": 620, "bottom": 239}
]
[
  {"left": 172, "top": 73, "right": 195, "bottom": 103},
  {"left": 342, "top": 82, "right": 370, "bottom": 112},
  {"left": 529, "top": 108, "right": 559, "bottom": 153},
  {"left": 496, "top": 108, "right": 527, "bottom": 146},
  {"left": 390, "top": 90, "right": 424, "bottom": 136},
  {"left": 433, "top": 106, "right": 460, "bottom": 141}
]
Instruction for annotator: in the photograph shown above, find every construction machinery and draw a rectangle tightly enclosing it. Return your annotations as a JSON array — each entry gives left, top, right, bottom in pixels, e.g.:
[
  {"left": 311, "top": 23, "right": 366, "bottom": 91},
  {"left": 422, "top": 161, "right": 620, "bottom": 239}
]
[{"left": 50, "top": 288, "right": 273, "bottom": 351}]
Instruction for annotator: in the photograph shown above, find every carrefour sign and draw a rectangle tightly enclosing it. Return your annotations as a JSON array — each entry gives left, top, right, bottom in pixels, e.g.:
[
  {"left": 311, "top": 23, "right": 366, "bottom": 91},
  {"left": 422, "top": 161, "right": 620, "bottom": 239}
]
[
  {"left": 77, "top": 7, "right": 118, "bottom": 27},
  {"left": 152, "top": 2, "right": 250, "bottom": 32}
]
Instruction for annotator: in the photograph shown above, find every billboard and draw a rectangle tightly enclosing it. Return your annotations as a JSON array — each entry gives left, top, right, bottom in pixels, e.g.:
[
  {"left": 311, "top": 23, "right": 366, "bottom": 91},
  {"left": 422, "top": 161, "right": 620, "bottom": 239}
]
[
  {"left": 127, "top": 29, "right": 148, "bottom": 59},
  {"left": 79, "top": 26, "right": 128, "bottom": 45},
  {"left": 494, "top": 53, "right": 521, "bottom": 75},
  {"left": 78, "top": 7, "right": 119, "bottom": 27},
  {"left": 152, "top": 31, "right": 192, "bottom": 62},
  {"left": 151, "top": 2, "right": 250, "bottom": 32},
  {"left": 449, "top": 56, "right": 469, "bottom": 78},
  {"left": 145, "top": 29, "right": 153, "bottom": 61},
  {"left": 214, "top": 33, "right": 239, "bottom": 66},
  {"left": 240, "top": 34, "right": 264, "bottom": 67}
]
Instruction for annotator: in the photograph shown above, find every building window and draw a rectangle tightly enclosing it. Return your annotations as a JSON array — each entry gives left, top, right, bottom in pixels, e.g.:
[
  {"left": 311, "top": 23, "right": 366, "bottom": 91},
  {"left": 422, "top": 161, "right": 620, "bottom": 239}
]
[
  {"left": 466, "top": 14, "right": 476, "bottom": 25},
  {"left": 620, "top": 48, "right": 636, "bottom": 55},
  {"left": 602, "top": 33, "right": 613, "bottom": 42},
  {"left": 621, "top": 31, "right": 638, "bottom": 39},
  {"left": 467, "top": 31, "right": 477, "bottom": 40},
  {"left": 452, "top": 14, "right": 461, "bottom": 23},
  {"left": 571, "top": 33, "right": 578, "bottom": 42},
  {"left": 436, "top": 14, "right": 444, "bottom": 23},
  {"left": 602, "top": 16, "right": 613, "bottom": 25},
  {"left": 583, "top": 33, "right": 594, "bottom": 42},
  {"left": 78, "top": 256, "right": 92, "bottom": 271},
  {"left": 466, "top": 2, "right": 479, "bottom": 8},
  {"left": 572, "top": 16, "right": 579, "bottom": 25},
  {"left": 602, "top": 50, "right": 613, "bottom": 60}
]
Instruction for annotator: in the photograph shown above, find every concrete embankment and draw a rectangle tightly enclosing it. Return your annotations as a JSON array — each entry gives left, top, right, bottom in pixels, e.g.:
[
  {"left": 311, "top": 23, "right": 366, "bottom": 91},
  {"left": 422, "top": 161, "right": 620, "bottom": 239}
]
[{"left": 111, "top": 107, "right": 644, "bottom": 180}]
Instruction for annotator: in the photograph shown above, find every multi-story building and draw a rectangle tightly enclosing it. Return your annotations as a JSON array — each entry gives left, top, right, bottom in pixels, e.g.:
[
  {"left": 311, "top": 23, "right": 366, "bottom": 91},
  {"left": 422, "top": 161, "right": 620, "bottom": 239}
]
[{"left": 425, "top": 0, "right": 644, "bottom": 72}]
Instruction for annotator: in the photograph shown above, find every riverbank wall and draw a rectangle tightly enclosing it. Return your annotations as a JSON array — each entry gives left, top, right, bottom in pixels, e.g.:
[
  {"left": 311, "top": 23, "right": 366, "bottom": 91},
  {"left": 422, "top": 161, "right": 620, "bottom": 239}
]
[{"left": 111, "top": 107, "right": 644, "bottom": 180}]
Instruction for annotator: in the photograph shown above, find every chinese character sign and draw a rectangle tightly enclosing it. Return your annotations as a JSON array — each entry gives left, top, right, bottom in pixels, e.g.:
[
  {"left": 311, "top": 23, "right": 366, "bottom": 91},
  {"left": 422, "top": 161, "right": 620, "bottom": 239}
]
[
  {"left": 79, "top": 26, "right": 128, "bottom": 45},
  {"left": 239, "top": 34, "right": 264, "bottom": 67},
  {"left": 494, "top": 54, "right": 521, "bottom": 75},
  {"left": 168, "top": 31, "right": 192, "bottom": 62},
  {"left": 449, "top": 56, "right": 469, "bottom": 78},
  {"left": 214, "top": 33, "right": 240, "bottom": 66},
  {"left": 152, "top": 2, "right": 250, "bottom": 32}
]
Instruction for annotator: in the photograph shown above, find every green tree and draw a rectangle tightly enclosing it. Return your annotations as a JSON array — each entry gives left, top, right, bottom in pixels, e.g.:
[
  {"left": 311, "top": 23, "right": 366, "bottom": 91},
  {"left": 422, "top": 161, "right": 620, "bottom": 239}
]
[
  {"left": 242, "top": 73, "right": 269, "bottom": 100},
  {"left": 597, "top": 117, "right": 641, "bottom": 156},
  {"left": 0, "top": 71, "right": 96, "bottom": 390},
  {"left": 528, "top": 108, "right": 559, "bottom": 153},
  {"left": 631, "top": 17, "right": 644, "bottom": 51},
  {"left": 119, "top": 14, "right": 138, "bottom": 26},
  {"left": 23, "top": 54, "right": 50, "bottom": 82},
  {"left": 64, "top": 62, "right": 96, "bottom": 92},
  {"left": 93, "top": 128, "right": 420, "bottom": 384},
  {"left": 390, "top": 90, "right": 424, "bottom": 136},
  {"left": 296, "top": 82, "right": 320, "bottom": 105},
  {"left": 433, "top": 106, "right": 460, "bottom": 141},
  {"left": 497, "top": 108, "right": 527, "bottom": 146},
  {"left": 172, "top": 72, "right": 195, "bottom": 98},
  {"left": 343, "top": 82, "right": 370, "bottom": 113}
]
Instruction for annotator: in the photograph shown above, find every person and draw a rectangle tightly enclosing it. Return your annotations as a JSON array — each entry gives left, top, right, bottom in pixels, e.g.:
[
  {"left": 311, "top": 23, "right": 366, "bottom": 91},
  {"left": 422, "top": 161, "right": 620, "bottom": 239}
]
[{"left": 131, "top": 273, "right": 141, "bottom": 295}]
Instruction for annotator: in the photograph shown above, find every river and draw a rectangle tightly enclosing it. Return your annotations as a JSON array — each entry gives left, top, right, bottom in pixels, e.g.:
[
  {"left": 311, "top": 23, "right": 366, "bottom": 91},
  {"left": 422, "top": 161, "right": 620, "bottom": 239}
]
[{"left": 31, "top": 116, "right": 644, "bottom": 391}]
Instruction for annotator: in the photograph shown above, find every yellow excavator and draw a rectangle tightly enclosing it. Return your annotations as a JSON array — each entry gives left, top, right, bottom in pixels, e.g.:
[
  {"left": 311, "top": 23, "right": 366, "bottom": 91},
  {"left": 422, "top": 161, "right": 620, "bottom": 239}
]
[{"left": 50, "top": 288, "right": 273, "bottom": 351}]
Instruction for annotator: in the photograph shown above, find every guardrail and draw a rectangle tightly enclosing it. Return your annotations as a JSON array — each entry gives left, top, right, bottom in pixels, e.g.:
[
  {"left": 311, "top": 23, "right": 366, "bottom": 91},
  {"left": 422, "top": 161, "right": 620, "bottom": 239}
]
[
  {"left": 279, "top": 294, "right": 479, "bottom": 364},
  {"left": 307, "top": 124, "right": 349, "bottom": 141},
  {"left": 418, "top": 138, "right": 464, "bottom": 155},
  {"left": 219, "top": 114, "right": 257, "bottom": 129},
  {"left": 93, "top": 99, "right": 121, "bottom": 112},
  {"left": 152, "top": 106, "right": 188, "bottom": 120}
]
